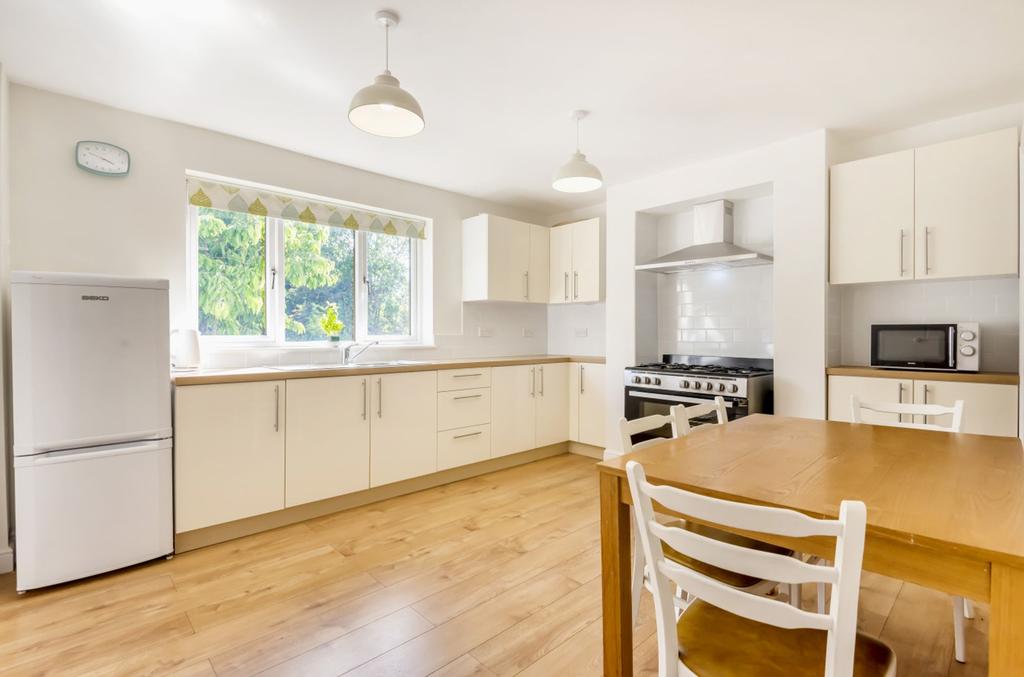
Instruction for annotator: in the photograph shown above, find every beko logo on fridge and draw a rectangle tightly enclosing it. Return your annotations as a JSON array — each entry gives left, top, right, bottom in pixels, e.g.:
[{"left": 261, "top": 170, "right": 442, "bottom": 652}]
[{"left": 80, "top": 295, "right": 110, "bottom": 301}]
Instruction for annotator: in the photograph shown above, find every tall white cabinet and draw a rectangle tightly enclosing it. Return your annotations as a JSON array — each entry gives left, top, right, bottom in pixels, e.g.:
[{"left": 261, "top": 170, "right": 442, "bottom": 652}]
[
  {"left": 830, "top": 127, "right": 1019, "bottom": 284},
  {"left": 549, "top": 218, "right": 602, "bottom": 304},
  {"left": 462, "top": 214, "right": 549, "bottom": 303},
  {"left": 175, "top": 380, "right": 285, "bottom": 532}
]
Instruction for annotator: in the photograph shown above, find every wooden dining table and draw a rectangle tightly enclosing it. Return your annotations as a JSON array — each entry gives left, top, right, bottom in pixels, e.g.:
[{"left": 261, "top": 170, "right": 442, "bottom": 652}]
[{"left": 597, "top": 414, "right": 1024, "bottom": 676}]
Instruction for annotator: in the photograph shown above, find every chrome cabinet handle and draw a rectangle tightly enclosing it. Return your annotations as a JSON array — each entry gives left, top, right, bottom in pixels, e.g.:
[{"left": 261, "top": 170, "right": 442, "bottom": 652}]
[
  {"left": 362, "top": 378, "right": 367, "bottom": 420},
  {"left": 377, "top": 377, "right": 383, "bottom": 418},
  {"left": 898, "top": 382, "right": 904, "bottom": 423},
  {"left": 523, "top": 272, "right": 529, "bottom": 299},
  {"left": 453, "top": 394, "right": 483, "bottom": 400},
  {"left": 898, "top": 229, "right": 905, "bottom": 276},
  {"left": 924, "top": 227, "right": 933, "bottom": 274},
  {"left": 530, "top": 367, "right": 535, "bottom": 397},
  {"left": 564, "top": 272, "right": 569, "bottom": 301},
  {"left": 453, "top": 431, "right": 482, "bottom": 439},
  {"left": 580, "top": 365, "right": 585, "bottom": 393},
  {"left": 539, "top": 367, "right": 544, "bottom": 396},
  {"left": 573, "top": 271, "right": 579, "bottom": 299},
  {"left": 452, "top": 373, "right": 482, "bottom": 378},
  {"left": 273, "top": 384, "right": 280, "bottom": 432},
  {"left": 922, "top": 384, "right": 930, "bottom": 424}
]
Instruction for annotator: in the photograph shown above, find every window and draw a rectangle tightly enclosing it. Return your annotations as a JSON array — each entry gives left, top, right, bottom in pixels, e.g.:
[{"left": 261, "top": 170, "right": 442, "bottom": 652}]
[{"left": 189, "top": 202, "right": 424, "bottom": 346}]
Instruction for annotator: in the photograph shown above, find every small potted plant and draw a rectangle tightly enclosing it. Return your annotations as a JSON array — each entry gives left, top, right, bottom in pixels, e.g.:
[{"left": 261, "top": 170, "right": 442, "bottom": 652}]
[{"left": 319, "top": 303, "right": 345, "bottom": 348}]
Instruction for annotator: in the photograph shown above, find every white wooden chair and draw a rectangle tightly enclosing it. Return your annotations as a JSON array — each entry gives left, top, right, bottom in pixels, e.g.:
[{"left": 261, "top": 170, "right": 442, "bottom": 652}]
[
  {"left": 626, "top": 460, "right": 897, "bottom": 677},
  {"left": 618, "top": 398, "right": 790, "bottom": 626},
  {"left": 850, "top": 394, "right": 972, "bottom": 663}
]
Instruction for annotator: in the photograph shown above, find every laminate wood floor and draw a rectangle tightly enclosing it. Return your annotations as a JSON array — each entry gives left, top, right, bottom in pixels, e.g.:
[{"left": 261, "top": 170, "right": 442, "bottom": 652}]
[{"left": 0, "top": 454, "right": 989, "bottom": 676}]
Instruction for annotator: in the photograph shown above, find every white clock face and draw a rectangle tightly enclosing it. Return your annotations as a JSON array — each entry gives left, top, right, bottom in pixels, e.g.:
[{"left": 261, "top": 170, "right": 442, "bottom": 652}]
[{"left": 76, "top": 141, "right": 130, "bottom": 176}]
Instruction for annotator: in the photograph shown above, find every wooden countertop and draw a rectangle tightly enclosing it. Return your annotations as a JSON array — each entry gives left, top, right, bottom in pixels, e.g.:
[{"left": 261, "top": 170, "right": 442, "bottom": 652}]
[
  {"left": 827, "top": 365, "right": 1019, "bottom": 386},
  {"left": 172, "top": 354, "right": 605, "bottom": 386}
]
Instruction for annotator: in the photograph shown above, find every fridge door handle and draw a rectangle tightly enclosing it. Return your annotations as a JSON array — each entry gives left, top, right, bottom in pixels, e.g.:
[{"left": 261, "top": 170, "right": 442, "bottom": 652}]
[{"left": 19, "top": 440, "right": 168, "bottom": 466}]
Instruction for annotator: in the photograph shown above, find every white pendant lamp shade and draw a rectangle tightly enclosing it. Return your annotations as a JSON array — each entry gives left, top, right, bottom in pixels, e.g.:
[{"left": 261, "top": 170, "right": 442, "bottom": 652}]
[
  {"left": 349, "top": 11, "right": 424, "bottom": 138},
  {"left": 552, "top": 110, "right": 603, "bottom": 193}
]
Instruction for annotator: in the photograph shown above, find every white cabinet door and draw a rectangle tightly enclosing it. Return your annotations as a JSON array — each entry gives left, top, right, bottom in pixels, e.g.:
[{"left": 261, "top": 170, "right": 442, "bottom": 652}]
[
  {"left": 529, "top": 224, "right": 550, "bottom": 304},
  {"left": 914, "top": 380, "right": 1018, "bottom": 437},
  {"left": 370, "top": 371, "right": 438, "bottom": 487},
  {"left": 569, "top": 364, "right": 581, "bottom": 442},
  {"left": 549, "top": 224, "right": 572, "bottom": 304},
  {"left": 491, "top": 365, "right": 536, "bottom": 457},
  {"left": 827, "top": 375, "right": 912, "bottom": 424},
  {"left": 915, "top": 127, "right": 1019, "bottom": 280},
  {"left": 577, "top": 363, "right": 606, "bottom": 447},
  {"left": 571, "top": 218, "right": 602, "bottom": 302},
  {"left": 535, "top": 363, "right": 569, "bottom": 447},
  {"left": 829, "top": 150, "right": 914, "bottom": 284},
  {"left": 175, "top": 381, "right": 285, "bottom": 532},
  {"left": 285, "top": 376, "right": 370, "bottom": 507},
  {"left": 489, "top": 216, "right": 531, "bottom": 302},
  {"left": 437, "top": 425, "right": 491, "bottom": 471}
]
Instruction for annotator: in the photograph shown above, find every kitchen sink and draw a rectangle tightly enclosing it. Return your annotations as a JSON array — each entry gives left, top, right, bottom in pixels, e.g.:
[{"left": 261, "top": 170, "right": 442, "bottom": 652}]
[{"left": 268, "top": 360, "right": 426, "bottom": 371}]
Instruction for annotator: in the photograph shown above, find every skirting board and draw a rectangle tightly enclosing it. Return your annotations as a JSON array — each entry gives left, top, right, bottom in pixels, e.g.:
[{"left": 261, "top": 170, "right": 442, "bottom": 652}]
[
  {"left": 567, "top": 441, "right": 606, "bottom": 459},
  {"left": 175, "top": 442, "right": 569, "bottom": 553}
]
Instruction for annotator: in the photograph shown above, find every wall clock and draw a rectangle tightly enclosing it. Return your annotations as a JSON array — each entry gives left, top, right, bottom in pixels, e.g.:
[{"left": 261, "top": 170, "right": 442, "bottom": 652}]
[{"left": 75, "top": 140, "right": 130, "bottom": 176}]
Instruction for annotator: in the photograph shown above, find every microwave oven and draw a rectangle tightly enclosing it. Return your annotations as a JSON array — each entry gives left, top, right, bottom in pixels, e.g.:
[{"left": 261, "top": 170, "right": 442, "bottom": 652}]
[{"left": 870, "top": 322, "right": 979, "bottom": 372}]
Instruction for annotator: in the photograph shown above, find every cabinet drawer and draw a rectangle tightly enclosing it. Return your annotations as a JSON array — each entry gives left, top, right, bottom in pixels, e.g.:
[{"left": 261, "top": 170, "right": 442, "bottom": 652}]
[
  {"left": 438, "top": 425, "right": 491, "bottom": 471},
  {"left": 438, "top": 368, "right": 491, "bottom": 392},
  {"left": 437, "top": 388, "right": 491, "bottom": 431}
]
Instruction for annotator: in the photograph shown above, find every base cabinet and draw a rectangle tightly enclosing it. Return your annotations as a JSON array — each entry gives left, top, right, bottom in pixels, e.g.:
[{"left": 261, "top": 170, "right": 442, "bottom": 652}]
[
  {"left": 285, "top": 376, "right": 370, "bottom": 507},
  {"left": 491, "top": 365, "right": 538, "bottom": 457},
  {"left": 370, "top": 371, "right": 438, "bottom": 487},
  {"left": 535, "top": 363, "right": 570, "bottom": 447},
  {"left": 828, "top": 374, "right": 1018, "bottom": 437},
  {"left": 175, "top": 381, "right": 285, "bottom": 532},
  {"left": 571, "top": 363, "right": 606, "bottom": 447}
]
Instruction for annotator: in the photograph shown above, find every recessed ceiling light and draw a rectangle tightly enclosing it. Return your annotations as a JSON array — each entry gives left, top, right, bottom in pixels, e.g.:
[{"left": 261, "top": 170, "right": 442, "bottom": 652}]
[
  {"left": 348, "top": 10, "right": 425, "bottom": 138},
  {"left": 552, "top": 110, "right": 603, "bottom": 193}
]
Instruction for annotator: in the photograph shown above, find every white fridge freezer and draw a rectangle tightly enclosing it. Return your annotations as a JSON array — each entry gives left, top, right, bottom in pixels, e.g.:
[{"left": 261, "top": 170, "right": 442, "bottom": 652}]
[{"left": 11, "top": 271, "right": 173, "bottom": 591}]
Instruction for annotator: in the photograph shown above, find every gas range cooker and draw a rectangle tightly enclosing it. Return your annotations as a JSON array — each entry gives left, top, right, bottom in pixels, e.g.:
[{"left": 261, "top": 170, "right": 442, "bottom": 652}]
[{"left": 624, "top": 355, "right": 773, "bottom": 401}]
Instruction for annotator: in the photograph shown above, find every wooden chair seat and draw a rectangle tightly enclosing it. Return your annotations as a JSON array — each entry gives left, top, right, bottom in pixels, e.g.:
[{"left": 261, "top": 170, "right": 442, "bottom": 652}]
[
  {"left": 677, "top": 599, "right": 897, "bottom": 677},
  {"left": 662, "top": 519, "right": 794, "bottom": 589}
]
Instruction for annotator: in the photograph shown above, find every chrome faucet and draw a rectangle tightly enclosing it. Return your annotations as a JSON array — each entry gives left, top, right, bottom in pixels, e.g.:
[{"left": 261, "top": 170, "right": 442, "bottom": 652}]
[{"left": 342, "top": 340, "right": 378, "bottom": 365}]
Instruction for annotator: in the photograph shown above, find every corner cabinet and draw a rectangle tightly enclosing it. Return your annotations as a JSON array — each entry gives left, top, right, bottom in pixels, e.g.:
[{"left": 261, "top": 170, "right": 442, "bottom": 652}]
[
  {"left": 830, "top": 127, "right": 1019, "bottom": 284},
  {"left": 549, "top": 218, "right": 602, "bottom": 304},
  {"left": 570, "top": 362, "right": 606, "bottom": 447},
  {"left": 175, "top": 381, "right": 285, "bottom": 532},
  {"left": 462, "top": 214, "right": 549, "bottom": 303},
  {"left": 491, "top": 362, "right": 571, "bottom": 457}
]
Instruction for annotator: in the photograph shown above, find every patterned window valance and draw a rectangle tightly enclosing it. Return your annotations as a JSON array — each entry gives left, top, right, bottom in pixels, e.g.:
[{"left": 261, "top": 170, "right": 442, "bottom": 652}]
[{"left": 186, "top": 176, "right": 427, "bottom": 240}]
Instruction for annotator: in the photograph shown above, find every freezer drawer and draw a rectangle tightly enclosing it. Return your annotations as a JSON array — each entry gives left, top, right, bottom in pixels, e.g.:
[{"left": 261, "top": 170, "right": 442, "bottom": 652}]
[{"left": 14, "top": 439, "right": 173, "bottom": 591}]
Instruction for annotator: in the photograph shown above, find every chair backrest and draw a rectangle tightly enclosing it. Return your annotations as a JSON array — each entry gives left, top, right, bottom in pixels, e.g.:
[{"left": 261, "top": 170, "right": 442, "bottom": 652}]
[
  {"left": 617, "top": 397, "right": 728, "bottom": 454},
  {"left": 850, "top": 395, "right": 964, "bottom": 432},
  {"left": 625, "top": 460, "right": 867, "bottom": 677},
  {"left": 670, "top": 397, "right": 728, "bottom": 435}
]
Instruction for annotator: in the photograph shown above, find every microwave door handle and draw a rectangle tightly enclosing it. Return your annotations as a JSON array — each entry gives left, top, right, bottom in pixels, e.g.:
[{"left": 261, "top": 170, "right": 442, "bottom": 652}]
[{"left": 948, "top": 326, "right": 956, "bottom": 369}]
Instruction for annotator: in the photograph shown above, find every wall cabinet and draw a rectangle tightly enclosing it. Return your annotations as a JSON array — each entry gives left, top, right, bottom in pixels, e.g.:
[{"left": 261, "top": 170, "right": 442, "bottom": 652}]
[
  {"left": 570, "top": 363, "right": 606, "bottom": 447},
  {"left": 827, "top": 374, "right": 1018, "bottom": 437},
  {"left": 285, "top": 376, "right": 370, "bottom": 508},
  {"left": 175, "top": 381, "right": 285, "bottom": 532},
  {"left": 370, "top": 371, "right": 438, "bottom": 487},
  {"left": 830, "top": 128, "right": 1019, "bottom": 284},
  {"left": 549, "top": 218, "right": 602, "bottom": 304},
  {"left": 462, "top": 214, "right": 549, "bottom": 303}
]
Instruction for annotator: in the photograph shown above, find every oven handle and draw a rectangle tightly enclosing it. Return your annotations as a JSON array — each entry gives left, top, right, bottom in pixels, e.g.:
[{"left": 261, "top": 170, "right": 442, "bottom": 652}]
[{"left": 627, "top": 390, "right": 735, "bottom": 407}]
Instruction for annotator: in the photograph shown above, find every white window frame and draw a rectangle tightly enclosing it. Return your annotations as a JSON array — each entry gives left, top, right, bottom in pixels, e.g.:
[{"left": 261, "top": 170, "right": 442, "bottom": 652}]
[{"left": 187, "top": 205, "right": 426, "bottom": 348}]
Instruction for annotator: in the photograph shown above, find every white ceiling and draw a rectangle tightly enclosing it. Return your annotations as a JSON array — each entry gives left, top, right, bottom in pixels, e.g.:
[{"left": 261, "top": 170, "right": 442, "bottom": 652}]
[{"left": 2, "top": 1, "right": 1024, "bottom": 215}]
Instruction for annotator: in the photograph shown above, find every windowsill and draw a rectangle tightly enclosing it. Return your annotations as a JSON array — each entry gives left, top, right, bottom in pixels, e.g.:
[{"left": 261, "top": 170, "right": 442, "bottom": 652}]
[{"left": 199, "top": 340, "right": 437, "bottom": 352}]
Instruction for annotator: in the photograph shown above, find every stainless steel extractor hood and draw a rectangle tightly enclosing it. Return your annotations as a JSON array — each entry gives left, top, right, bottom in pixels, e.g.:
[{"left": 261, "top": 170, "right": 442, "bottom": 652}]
[{"left": 635, "top": 200, "right": 772, "bottom": 273}]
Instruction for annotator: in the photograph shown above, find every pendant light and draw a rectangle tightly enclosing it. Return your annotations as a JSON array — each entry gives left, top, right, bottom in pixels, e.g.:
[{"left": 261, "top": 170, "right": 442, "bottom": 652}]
[
  {"left": 552, "top": 110, "right": 603, "bottom": 193},
  {"left": 348, "top": 10, "right": 425, "bottom": 138}
]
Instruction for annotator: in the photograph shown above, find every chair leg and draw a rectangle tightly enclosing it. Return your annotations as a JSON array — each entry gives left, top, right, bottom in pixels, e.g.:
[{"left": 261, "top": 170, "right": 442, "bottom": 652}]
[
  {"left": 789, "top": 583, "right": 802, "bottom": 609},
  {"left": 963, "top": 597, "right": 975, "bottom": 619},
  {"left": 952, "top": 595, "right": 966, "bottom": 663},
  {"left": 816, "top": 582, "right": 826, "bottom": 614},
  {"left": 630, "top": 517, "right": 644, "bottom": 626}
]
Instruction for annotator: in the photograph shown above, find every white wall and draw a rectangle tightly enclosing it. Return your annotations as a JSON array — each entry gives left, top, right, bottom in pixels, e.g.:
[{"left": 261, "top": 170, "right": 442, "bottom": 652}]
[
  {"left": 8, "top": 85, "right": 551, "bottom": 366},
  {"left": 833, "top": 278, "right": 1018, "bottom": 372},
  {"left": 544, "top": 202, "right": 607, "bottom": 357},
  {"left": 605, "top": 130, "right": 829, "bottom": 452},
  {"left": 0, "top": 63, "right": 12, "bottom": 572}
]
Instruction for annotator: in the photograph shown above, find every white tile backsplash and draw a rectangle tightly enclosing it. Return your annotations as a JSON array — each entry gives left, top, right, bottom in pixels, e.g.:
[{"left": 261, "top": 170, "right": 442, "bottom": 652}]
[
  {"left": 835, "top": 277, "right": 1019, "bottom": 372},
  {"left": 658, "top": 266, "right": 774, "bottom": 358}
]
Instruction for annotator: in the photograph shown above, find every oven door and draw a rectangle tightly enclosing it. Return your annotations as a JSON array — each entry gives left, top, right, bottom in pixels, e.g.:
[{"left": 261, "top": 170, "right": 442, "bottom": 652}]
[
  {"left": 870, "top": 323, "right": 956, "bottom": 371},
  {"left": 623, "top": 388, "right": 747, "bottom": 441}
]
